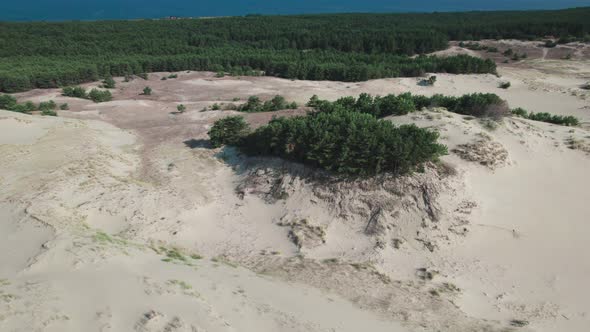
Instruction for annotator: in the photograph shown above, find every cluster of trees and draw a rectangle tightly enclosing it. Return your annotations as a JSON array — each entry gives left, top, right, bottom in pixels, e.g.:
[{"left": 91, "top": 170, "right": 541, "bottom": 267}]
[
  {"left": 209, "top": 110, "right": 447, "bottom": 176},
  {"left": 0, "top": 94, "right": 61, "bottom": 116},
  {"left": 308, "top": 92, "right": 509, "bottom": 119},
  {"left": 512, "top": 108, "right": 579, "bottom": 126},
  {"left": 237, "top": 95, "right": 297, "bottom": 113},
  {"left": 62, "top": 86, "right": 112, "bottom": 103}
]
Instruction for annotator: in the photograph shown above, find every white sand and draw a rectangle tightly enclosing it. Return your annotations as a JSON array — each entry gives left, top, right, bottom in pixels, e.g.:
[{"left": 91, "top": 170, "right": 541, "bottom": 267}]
[{"left": 2, "top": 54, "right": 590, "bottom": 331}]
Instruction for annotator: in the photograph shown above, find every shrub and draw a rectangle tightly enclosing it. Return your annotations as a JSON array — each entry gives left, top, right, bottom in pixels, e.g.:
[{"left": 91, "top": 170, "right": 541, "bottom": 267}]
[
  {"left": 137, "top": 73, "right": 149, "bottom": 80},
  {"left": 308, "top": 92, "right": 508, "bottom": 119},
  {"left": 512, "top": 107, "right": 579, "bottom": 126},
  {"left": 503, "top": 49, "right": 514, "bottom": 56},
  {"left": 62, "top": 86, "right": 87, "bottom": 99},
  {"left": 212, "top": 103, "right": 221, "bottom": 110},
  {"left": 237, "top": 95, "right": 297, "bottom": 112},
  {"left": 0, "top": 95, "right": 37, "bottom": 113},
  {"left": 22, "top": 101, "right": 36, "bottom": 112},
  {"left": 142, "top": 86, "right": 152, "bottom": 95},
  {"left": 60, "top": 103, "right": 70, "bottom": 110},
  {"left": 168, "top": 74, "right": 178, "bottom": 79},
  {"left": 511, "top": 107, "right": 528, "bottom": 118},
  {"left": 177, "top": 104, "right": 186, "bottom": 113},
  {"left": 41, "top": 109, "right": 57, "bottom": 116},
  {"left": 234, "top": 109, "right": 448, "bottom": 176},
  {"left": 499, "top": 82, "right": 511, "bottom": 89},
  {"left": 215, "top": 71, "right": 225, "bottom": 78},
  {"left": 0, "top": 94, "right": 18, "bottom": 110},
  {"left": 581, "top": 82, "right": 590, "bottom": 90},
  {"left": 307, "top": 95, "right": 321, "bottom": 108},
  {"left": 87, "top": 89, "right": 112, "bottom": 103},
  {"left": 527, "top": 112, "right": 579, "bottom": 126},
  {"left": 102, "top": 76, "right": 116, "bottom": 89},
  {"left": 38, "top": 100, "right": 57, "bottom": 111},
  {"left": 208, "top": 115, "right": 250, "bottom": 148},
  {"left": 428, "top": 75, "right": 437, "bottom": 85}
]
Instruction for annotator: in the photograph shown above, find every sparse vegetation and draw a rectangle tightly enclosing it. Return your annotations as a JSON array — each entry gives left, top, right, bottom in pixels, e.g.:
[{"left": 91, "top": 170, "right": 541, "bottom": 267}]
[
  {"left": 237, "top": 95, "right": 297, "bottom": 113},
  {"left": 87, "top": 89, "right": 112, "bottom": 103},
  {"left": 62, "top": 86, "right": 111, "bottom": 103},
  {"left": 0, "top": 94, "right": 36, "bottom": 113},
  {"left": 142, "top": 86, "right": 152, "bottom": 95},
  {"left": 38, "top": 100, "right": 57, "bottom": 112},
  {"left": 39, "top": 100, "right": 58, "bottom": 116},
  {"left": 309, "top": 92, "right": 510, "bottom": 119},
  {"left": 62, "top": 86, "right": 88, "bottom": 99},
  {"left": 511, "top": 108, "right": 579, "bottom": 126},
  {"left": 102, "top": 76, "right": 116, "bottom": 89}
]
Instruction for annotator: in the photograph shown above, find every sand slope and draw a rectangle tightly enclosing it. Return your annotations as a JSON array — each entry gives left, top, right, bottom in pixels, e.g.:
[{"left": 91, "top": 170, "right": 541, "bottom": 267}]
[{"left": 2, "top": 50, "right": 590, "bottom": 331}]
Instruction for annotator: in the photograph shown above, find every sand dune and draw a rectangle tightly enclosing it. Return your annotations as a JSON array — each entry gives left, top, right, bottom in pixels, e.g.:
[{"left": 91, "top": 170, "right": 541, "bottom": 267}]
[{"left": 2, "top": 50, "right": 590, "bottom": 331}]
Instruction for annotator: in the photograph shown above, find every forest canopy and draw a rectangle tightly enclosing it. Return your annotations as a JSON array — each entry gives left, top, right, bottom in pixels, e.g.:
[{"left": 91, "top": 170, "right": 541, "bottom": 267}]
[
  {"left": 208, "top": 110, "right": 448, "bottom": 176},
  {"left": 1, "top": 7, "right": 589, "bottom": 92}
]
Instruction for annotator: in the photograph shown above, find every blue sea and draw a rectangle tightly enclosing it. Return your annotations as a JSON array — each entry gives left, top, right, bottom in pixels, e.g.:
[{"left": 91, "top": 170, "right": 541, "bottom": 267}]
[{"left": 1, "top": 0, "right": 589, "bottom": 21}]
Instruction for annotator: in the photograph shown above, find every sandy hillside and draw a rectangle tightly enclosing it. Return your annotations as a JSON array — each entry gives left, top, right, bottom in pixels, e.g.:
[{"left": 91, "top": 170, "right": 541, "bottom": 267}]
[{"left": 2, "top": 45, "right": 590, "bottom": 332}]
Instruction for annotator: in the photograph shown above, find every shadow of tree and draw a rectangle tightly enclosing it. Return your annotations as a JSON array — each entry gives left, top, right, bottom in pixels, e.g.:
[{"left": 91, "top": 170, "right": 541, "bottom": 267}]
[{"left": 183, "top": 138, "right": 212, "bottom": 149}]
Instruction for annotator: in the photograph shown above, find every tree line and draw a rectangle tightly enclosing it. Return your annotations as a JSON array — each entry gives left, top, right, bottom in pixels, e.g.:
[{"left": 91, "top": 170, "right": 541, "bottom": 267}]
[
  {"left": 1, "top": 7, "right": 589, "bottom": 92},
  {"left": 308, "top": 92, "right": 510, "bottom": 119}
]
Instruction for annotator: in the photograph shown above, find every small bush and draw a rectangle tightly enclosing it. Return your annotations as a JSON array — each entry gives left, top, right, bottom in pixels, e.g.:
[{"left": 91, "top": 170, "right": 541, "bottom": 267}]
[
  {"left": 0, "top": 94, "right": 18, "bottom": 110},
  {"left": 208, "top": 115, "right": 250, "bottom": 148},
  {"left": 581, "top": 82, "right": 590, "bottom": 90},
  {"left": 512, "top": 107, "right": 579, "bottom": 126},
  {"left": 511, "top": 107, "right": 528, "bottom": 118},
  {"left": 137, "top": 73, "right": 148, "bottom": 80},
  {"left": 41, "top": 109, "right": 57, "bottom": 116},
  {"left": 543, "top": 40, "right": 557, "bottom": 48},
  {"left": 60, "top": 103, "right": 70, "bottom": 110},
  {"left": 527, "top": 112, "right": 579, "bottom": 126},
  {"left": 499, "top": 82, "right": 511, "bottom": 89},
  {"left": 102, "top": 76, "right": 116, "bottom": 89},
  {"left": 427, "top": 75, "right": 437, "bottom": 85},
  {"left": 237, "top": 95, "right": 297, "bottom": 113},
  {"left": 142, "top": 86, "right": 152, "bottom": 95},
  {"left": 62, "top": 86, "right": 88, "bottom": 99},
  {"left": 215, "top": 71, "right": 225, "bottom": 78},
  {"left": 38, "top": 100, "right": 57, "bottom": 111},
  {"left": 211, "top": 103, "right": 221, "bottom": 110},
  {"left": 168, "top": 74, "right": 178, "bottom": 79},
  {"left": 88, "top": 89, "right": 112, "bottom": 103},
  {"left": 177, "top": 104, "right": 186, "bottom": 113}
]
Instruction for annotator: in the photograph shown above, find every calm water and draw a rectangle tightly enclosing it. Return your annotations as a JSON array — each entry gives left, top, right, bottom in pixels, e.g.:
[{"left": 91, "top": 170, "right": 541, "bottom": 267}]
[{"left": 1, "top": 0, "right": 589, "bottom": 21}]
